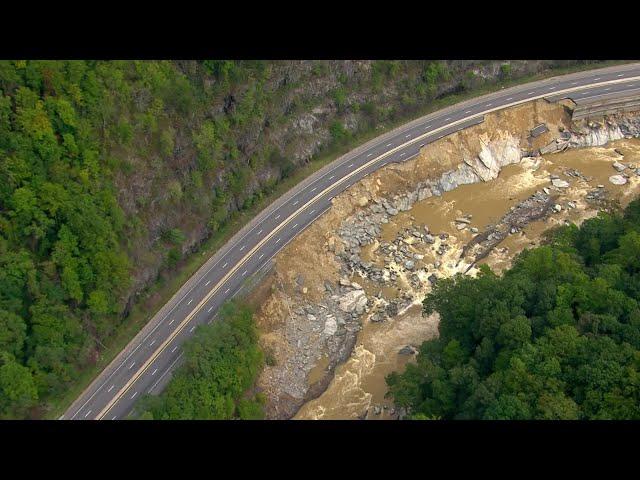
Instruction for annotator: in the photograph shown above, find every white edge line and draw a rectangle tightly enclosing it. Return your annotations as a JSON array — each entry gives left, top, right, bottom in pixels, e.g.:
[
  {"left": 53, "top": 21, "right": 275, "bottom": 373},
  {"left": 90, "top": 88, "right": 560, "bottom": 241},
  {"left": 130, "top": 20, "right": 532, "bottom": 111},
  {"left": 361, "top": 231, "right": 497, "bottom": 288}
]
[{"left": 148, "top": 353, "right": 183, "bottom": 394}]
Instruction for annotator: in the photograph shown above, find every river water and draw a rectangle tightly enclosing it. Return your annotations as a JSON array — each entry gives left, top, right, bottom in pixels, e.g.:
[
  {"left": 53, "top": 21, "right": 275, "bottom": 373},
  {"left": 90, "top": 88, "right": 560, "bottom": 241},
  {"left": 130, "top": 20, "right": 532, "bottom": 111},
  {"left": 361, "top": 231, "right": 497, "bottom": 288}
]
[{"left": 294, "top": 138, "right": 640, "bottom": 420}]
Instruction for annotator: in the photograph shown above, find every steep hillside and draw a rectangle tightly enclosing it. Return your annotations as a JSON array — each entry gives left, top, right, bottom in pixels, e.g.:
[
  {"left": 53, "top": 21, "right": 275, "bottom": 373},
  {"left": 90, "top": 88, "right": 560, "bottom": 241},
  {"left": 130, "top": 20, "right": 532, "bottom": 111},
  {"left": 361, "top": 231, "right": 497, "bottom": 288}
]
[{"left": 0, "top": 60, "right": 607, "bottom": 418}]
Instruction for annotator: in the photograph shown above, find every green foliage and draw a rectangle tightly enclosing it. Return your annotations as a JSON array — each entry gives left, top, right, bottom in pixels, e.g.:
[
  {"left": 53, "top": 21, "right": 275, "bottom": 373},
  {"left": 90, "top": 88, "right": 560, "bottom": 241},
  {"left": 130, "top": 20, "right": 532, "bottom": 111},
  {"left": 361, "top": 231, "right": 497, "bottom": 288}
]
[
  {"left": 0, "top": 60, "right": 132, "bottom": 417},
  {"left": 0, "top": 354, "right": 38, "bottom": 418},
  {"left": 500, "top": 63, "right": 512, "bottom": 79},
  {"left": 237, "top": 396, "right": 265, "bottom": 420},
  {"left": 329, "top": 121, "right": 350, "bottom": 144},
  {"left": 166, "top": 247, "right": 182, "bottom": 269},
  {"left": 332, "top": 87, "right": 348, "bottom": 112},
  {"left": 387, "top": 199, "right": 640, "bottom": 419},
  {"left": 461, "top": 70, "right": 481, "bottom": 91},
  {"left": 167, "top": 180, "right": 183, "bottom": 202},
  {"left": 137, "top": 301, "right": 264, "bottom": 419},
  {"left": 422, "top": 61, "right": 449, "bottom": 97},
  {"left": 0, "top": 59, "right": 609, "bottom": 418},
  {"left": 162, "top": 228, "right": 186, "bottom": 245}
]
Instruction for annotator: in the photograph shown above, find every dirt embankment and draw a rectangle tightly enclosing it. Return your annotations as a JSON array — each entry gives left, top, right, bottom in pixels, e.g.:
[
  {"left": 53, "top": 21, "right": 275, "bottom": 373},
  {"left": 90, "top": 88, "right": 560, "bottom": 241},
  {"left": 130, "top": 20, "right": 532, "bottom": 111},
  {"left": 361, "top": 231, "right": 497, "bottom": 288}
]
[{"left": 249, "top": 99, "right": 640, "bottom": 419}]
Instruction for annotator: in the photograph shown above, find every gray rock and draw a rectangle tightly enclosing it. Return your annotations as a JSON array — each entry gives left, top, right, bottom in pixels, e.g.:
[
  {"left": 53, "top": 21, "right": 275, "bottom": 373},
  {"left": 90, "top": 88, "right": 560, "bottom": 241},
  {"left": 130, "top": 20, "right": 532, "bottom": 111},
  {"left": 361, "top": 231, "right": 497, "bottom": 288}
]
[
  {"left": 385, "top": 302, "right": 398, "bottom": 317},
  {"left": 551, "top": 178, "right": 570, "bottom": 188},
  {"left": 609, "top": 174, "right": 628, "bottom": 185},
  {"left": 386, "top": 207, "right": 399, "bottom": 216},
  {"left": 404, "top": 260, "right": 415, "bottom": 271},
  {"left": 370, "top": 203, "right": 384, "bottom": 214},
  {"left": 399, "top": 345, "right": 419, "bottom": 355},
  {"left": 613, "top": 161, "right": 627, "bottom": 172},
  {"left": 323, "top": 317, "right": 337, "bottom": 336},
  {"left": 338, "top": 289, "right": 368, "bottom": 313}
]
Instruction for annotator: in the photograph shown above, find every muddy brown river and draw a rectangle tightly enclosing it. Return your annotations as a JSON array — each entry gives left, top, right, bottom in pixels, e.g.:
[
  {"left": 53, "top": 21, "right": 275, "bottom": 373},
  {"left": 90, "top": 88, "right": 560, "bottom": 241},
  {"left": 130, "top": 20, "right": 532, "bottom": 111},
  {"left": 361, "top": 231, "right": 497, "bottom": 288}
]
[{"left": 294, "top": 138, "right": 640, "bottom": 420}]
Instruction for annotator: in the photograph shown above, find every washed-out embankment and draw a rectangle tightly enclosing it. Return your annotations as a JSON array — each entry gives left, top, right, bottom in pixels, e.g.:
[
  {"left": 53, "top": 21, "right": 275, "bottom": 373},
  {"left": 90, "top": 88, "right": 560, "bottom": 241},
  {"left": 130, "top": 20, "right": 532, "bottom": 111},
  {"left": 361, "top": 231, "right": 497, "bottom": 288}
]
[{"left": 245, "top": 98, "right": 640, "bottom": 420}]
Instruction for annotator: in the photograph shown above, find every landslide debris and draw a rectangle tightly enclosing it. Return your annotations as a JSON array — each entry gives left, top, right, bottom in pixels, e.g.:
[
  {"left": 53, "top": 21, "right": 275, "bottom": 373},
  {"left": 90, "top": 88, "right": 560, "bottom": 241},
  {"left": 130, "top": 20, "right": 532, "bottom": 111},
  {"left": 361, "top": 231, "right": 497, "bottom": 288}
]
[{"left": 253, "top": 99, "right": 640, "bottom": 419}]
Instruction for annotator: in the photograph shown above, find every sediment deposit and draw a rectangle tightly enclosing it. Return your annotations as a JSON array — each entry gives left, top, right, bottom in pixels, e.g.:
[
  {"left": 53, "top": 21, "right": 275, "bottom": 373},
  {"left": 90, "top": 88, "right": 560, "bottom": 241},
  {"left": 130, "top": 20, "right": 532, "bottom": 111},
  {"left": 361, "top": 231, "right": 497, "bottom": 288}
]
[{"left": 250, "top": 99, "right": 640, "bottom": 419}]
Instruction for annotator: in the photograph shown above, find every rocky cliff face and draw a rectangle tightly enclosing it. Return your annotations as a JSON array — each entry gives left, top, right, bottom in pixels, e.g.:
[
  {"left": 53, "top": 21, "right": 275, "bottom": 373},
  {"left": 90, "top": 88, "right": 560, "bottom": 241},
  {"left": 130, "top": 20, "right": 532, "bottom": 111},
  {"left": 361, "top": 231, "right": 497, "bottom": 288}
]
[{"left": 540, "top": 115, "right": 640, "bottom": 155}]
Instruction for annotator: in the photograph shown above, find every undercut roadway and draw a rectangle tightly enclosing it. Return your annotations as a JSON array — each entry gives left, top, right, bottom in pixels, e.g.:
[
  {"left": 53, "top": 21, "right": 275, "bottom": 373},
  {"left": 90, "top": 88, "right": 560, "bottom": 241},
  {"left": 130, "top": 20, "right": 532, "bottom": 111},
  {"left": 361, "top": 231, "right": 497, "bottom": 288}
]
[{"left": 62, "top": 63, "right": 640, "bottom": 420}]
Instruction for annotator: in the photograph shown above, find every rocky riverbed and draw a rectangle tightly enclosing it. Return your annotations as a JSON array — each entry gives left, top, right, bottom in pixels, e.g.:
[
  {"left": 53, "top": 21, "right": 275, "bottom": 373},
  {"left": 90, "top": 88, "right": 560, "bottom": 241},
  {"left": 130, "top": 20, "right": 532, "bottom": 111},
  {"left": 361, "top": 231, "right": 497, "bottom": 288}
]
[{"left": 249, "top": 99, "right": 640, "bottom": 420}]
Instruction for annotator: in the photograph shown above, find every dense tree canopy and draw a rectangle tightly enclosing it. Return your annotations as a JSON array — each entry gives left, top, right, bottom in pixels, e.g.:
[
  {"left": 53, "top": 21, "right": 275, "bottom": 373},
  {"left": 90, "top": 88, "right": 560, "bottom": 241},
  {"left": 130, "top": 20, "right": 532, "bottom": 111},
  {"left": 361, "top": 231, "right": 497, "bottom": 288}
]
[
  {"left": 0, "top": 60, "right": 607, "bottom": 418},
  {"left": 387, "top": 199, "right": 640, "bottom": 420},
  {"left": 0, "top": 60, "right": 277, "bottom": 418},
  {"left": 137, "top": 302, "right": 264, "bottom": 420},
  {"left": 0, "top": 61, "right": 132, "bottom": 418}
]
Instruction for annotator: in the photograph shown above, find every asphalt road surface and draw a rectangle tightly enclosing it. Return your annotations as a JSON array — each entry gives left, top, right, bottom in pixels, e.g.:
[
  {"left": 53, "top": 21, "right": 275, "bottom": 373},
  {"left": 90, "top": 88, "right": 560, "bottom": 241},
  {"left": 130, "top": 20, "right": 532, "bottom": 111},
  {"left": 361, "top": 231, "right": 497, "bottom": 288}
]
[{"left": 63, "top": 63, "right": 640, "bottom": 420}]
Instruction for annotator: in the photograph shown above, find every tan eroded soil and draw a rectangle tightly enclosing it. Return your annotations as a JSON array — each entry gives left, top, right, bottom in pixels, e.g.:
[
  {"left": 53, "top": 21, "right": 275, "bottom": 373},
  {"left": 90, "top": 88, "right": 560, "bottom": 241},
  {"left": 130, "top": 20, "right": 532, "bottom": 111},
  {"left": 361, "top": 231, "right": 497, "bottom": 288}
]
[{"left": 252, "top": 100, "right": 640, "bottom": 419}]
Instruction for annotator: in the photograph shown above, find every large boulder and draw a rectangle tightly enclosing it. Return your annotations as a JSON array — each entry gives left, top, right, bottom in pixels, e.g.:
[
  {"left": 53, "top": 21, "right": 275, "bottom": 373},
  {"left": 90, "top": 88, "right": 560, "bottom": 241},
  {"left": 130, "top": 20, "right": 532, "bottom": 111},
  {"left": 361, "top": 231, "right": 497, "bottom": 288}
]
[
  {"left": 323, "top": 316, "right": 338, "bottom": 336},
  {"left": 612, "top": 161, "right": 627, "bottom": 172},
  {"left": 398, "top": 345, "right": 419, "bottom": 355},
  {"left": 609, "top": 174, "right": 628, "bottom": 185},
  {"left": 338, "top": 288, "right": 368, "bottom": 313},
  {"left": 551, "top": 178, "right": 570, "bottom": 188}
]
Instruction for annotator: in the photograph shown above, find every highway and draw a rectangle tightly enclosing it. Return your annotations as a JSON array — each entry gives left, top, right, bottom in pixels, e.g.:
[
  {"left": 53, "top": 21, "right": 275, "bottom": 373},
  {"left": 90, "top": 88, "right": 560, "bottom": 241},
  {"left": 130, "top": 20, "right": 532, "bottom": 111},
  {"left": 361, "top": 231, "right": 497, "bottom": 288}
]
[{"left": 62, "top": 62, "right": 640, "bottom": 420}]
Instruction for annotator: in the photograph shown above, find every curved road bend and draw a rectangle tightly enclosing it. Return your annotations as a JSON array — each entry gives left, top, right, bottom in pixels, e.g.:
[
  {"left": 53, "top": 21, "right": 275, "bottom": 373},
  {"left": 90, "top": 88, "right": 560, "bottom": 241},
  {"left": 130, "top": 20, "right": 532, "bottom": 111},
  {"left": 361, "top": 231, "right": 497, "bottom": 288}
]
[{"left": 62, "top": 63, "right": 640, "bottom": 420}]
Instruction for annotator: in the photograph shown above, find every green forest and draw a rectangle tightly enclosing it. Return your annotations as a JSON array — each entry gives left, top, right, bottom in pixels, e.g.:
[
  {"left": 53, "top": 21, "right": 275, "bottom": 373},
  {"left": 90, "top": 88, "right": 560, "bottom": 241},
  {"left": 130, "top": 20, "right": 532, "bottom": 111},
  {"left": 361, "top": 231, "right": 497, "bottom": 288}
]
[
  {"left": 0, "top": 60, "right": 608, "bottom": 419},
  {"left": 387, "top": 199, "right": 640, "bottom": 419},
  {"left": 137, "top": 302, "right": 264, "bottom": 420},
  {"left": 0, "top": 61, "right": 133, "bottom": 418}
]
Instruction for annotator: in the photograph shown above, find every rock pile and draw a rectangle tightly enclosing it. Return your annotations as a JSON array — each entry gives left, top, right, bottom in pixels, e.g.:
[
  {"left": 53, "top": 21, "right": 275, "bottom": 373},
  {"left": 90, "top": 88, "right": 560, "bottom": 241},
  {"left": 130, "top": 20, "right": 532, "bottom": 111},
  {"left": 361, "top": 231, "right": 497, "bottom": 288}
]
[
  {"left": 273, "top": 109, "right": 640, "bottom": 420},
  {"left": 462, "top": 190, "right": 555, "bottom": 264},
  {"left": 540, "top": 115, "right": 640, "bottom": 154}
]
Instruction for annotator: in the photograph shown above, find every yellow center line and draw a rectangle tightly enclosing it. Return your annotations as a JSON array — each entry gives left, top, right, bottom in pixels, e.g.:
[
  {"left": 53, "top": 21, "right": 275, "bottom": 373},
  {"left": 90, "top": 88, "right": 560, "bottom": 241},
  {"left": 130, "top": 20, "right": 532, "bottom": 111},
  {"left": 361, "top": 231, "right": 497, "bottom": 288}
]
[{"left": 95, "top": 74, "right": 640, "bottom": 419}]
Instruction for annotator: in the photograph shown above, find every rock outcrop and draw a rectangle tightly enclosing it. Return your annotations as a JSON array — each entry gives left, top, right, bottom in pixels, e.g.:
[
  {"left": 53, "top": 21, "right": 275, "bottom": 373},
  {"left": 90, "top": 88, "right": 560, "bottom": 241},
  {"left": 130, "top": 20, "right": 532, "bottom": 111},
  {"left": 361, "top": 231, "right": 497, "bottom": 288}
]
[{"left": 540, "top": 116, "right": 640, "bottom": 155}]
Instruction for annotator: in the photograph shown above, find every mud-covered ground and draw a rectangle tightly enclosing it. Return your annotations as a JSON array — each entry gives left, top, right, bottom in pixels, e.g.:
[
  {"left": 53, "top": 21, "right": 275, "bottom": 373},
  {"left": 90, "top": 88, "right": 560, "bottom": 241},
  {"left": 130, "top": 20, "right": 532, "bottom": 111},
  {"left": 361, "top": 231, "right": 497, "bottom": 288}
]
[{"left": 248, "top": 99, "right": 640, "bottom": 419}]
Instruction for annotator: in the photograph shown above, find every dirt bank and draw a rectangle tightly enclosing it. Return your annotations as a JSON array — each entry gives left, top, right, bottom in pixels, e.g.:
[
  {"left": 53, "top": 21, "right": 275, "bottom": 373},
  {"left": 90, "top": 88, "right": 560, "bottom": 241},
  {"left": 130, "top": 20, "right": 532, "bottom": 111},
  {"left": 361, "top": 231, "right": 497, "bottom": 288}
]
[{"left": 251, "top": 99, "right": 640, "bottom": 419}]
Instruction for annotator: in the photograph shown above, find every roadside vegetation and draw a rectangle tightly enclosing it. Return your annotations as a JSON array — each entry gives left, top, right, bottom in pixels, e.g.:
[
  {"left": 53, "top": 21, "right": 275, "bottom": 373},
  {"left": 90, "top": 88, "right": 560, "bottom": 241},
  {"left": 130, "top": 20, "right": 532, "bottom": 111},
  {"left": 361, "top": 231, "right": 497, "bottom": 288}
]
[
  {"left": 0, "top": 60, "right": 622, "bottom": 419},
  {"left": 136, "top": 301, "right": 264, "bottom": 420},
  {"left": 387, "top": 199, "right": 640, "bottom": 420}
]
